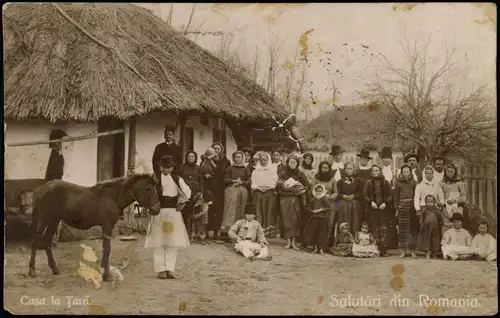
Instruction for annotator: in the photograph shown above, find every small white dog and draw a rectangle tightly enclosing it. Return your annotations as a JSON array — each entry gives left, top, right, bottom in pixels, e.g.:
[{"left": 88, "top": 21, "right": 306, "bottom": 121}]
[
  {"left": 100, "top": 265, "right": 124, "bottom": 281},
  {"left": 100, "top": 259, "right": 129, "bottom": 282}
]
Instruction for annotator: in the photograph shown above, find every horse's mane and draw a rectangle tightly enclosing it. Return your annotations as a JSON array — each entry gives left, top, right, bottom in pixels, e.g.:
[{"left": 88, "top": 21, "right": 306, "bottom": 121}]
[{"left": 92, "top": 174, "right": 157, "bottom": 190}]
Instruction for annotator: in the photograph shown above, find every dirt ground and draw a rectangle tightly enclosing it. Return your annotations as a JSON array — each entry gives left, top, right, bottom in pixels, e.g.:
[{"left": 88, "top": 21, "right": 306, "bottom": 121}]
[{"left": 3, "top": 236, "right": 498, "bottom": 315}]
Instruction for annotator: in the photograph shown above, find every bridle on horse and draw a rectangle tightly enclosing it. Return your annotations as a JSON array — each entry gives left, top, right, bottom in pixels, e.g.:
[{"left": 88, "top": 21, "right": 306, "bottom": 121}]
[{"left": 128, "top": 190, "right": 157, "bottom": 236}]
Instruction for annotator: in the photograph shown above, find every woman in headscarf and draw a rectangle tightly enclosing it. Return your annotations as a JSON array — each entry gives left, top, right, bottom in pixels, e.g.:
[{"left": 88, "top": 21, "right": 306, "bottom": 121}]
[
  {"left": 251, "top": 152, "right": 278, "bottom": 234},
  {"left": 364, "top": 165, "right": 393, "bottom": 256},
  {"left": 414, "top": 165, "right": 445, "bottom": 248},
  {"left": 270, "top": 148, "right": 285, "bottom": 237},
  {"left": 276, "top": 155, "right": 309, "bottom": 250},
  {"left": 241, "top": 147, "right": 256, "bottom": 173},
  {"left": 270, "top": 148, "right": 285, "bottom": 175},
  {"left": 334, "top": 162, "right": 364, "bottom": 237},
  {"left": 220, "top": 151, "right": 251, "bottom": 234},
  {"left": 394, "top": 164, "right": 418, "bottom": 257},
  {"left": 310, "top": 161, "right": 338, "bottom": 246},
  {"left": 441, "top": 163, "right": 468, "bottom": 234},
  {"left": 208, "top": 142, "right": 232, "bottom": 240},
  {"left": 299, "top": 153, "right": 317, "bottom": 184},
  {"left": 178, "top": 150, "right": 204, "bottom": 237}
]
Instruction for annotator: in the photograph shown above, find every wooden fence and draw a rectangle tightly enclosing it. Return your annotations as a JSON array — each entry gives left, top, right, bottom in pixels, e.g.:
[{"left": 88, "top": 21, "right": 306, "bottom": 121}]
[{"left": 311, "top": 152, "right": 497, "bottom": 221}]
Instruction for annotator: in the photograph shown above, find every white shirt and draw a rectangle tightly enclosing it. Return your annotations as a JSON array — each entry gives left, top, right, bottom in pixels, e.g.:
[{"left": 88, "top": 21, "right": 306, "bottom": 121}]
[
  {"left": 382, "top": 165, "right": 393, "bottom": 184},
  {"left": 251, "top": 163, "right": 278, "bottom": 190},
  {"left": 161, "top": 173, "right": 192, "bottom": 199},
  {"left": 434, "top": 171, "right": 444, "bottom": 183},
  {"left": 331, "top": 161, "right": 344, "bottom": 181}
]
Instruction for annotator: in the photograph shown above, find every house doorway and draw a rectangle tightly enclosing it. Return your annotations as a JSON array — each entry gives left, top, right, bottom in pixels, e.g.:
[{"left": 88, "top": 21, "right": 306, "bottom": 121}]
[{"left": 96, "top": 118, "right": 125, "bottom": 182}]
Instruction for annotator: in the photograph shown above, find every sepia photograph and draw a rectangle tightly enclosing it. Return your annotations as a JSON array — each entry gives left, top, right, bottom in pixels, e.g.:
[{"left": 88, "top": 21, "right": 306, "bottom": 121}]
[{"left": 3, "top": 2, "right": 497, "bottom": 315}]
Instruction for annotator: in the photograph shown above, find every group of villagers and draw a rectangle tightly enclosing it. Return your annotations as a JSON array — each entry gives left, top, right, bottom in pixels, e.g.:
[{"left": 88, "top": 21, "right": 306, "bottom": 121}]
[{"left": 176, "top": 142, "right": 496, "bottom": 262}]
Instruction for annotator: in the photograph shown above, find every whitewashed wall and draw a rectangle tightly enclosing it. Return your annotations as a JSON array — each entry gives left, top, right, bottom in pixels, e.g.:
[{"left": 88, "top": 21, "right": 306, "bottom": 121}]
[
  {"left": 132, "top": 113, "right": 238, "bottom": 173},
  {"left": 4, "top": 120, "right": 98, "bottom": 186}
]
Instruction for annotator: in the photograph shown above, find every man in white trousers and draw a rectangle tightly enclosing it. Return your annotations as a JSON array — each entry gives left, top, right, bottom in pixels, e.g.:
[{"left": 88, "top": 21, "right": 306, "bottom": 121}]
[
  {"left": 228, "top": 204, "right": 272, "bottom": 261},
  {"left": 145, "top": 155, "right": 191, "bottom": 279}
]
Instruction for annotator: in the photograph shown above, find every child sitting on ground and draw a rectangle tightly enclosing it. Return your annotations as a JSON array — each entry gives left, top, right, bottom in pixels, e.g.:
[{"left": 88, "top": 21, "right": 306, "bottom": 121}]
[
  {"left": 441, "top": 213, "right": 473, "bottom": 260},
  {"left": 228, "top": 204, "right": 272, "bottom": 261},
  {"left": 303, "top": 184, "right": 330, "bottom": 255},
  {"left": 352, "top": 222, "right": 380, "bottom": 258},
  {"left": 330, "top": 222, "right": 354, "bottom": 257},
  {"left": 416, "top": 194, "right": 441, "bottom": 259},
  {"left": 471, "top": 221, "right": 496, "bottom": 262}
]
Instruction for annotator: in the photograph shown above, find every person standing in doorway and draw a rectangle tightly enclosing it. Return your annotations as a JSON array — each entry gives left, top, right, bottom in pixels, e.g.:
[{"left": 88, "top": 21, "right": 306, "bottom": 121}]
[
  {"left": 152, "top": 125, "right": 182, "bottom": 180},
  {"left": 329, "top": 145, "right": 345, "bottom": 182},
  {"left": 46, "top": 129, "right": 67, "bottom": 247},
  {"left": 145, "top": 155, "right": 191, "bottom": 279}
]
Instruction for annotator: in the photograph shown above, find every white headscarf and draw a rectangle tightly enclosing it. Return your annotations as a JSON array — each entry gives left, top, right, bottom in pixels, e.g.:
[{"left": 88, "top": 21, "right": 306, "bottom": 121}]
[{"left": 251, "top": 153, "right": 278, "bottom": 189}]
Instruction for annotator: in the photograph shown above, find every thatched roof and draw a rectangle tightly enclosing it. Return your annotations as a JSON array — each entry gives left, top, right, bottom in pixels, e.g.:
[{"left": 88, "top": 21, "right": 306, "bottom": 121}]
[
  {"left": 3, "top": 3, "right": 289, "bottom": 123},
  {"left": 300, "top": 104, "right": 409, "bottom": 152}
]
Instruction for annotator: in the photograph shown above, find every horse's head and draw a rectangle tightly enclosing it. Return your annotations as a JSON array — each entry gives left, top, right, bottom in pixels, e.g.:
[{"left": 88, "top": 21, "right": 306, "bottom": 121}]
[{"left": 128, "top": 174, "right": 161, "bottom": 215}]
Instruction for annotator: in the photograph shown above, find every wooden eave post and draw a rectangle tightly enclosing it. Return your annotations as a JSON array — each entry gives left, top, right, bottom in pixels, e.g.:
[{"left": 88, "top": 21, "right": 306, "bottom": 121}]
[
  {"left": 125, "top": 116, "right": 137, "bottom": 228},
  {"left": 248, "top": 125, "right": 254, "bottom": 150},
  {"left": 178, "top": 114, "right": 187, "bottom": 160}
]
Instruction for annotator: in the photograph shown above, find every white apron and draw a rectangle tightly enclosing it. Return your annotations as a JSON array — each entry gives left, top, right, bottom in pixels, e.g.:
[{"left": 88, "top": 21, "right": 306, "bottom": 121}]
[{"left": 144, "top": 208, "right": 190, "bottom": 249}]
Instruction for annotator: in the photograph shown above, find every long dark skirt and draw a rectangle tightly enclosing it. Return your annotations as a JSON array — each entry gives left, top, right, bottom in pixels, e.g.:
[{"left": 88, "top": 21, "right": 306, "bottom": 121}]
[
  {"left": 397, "top": 199, "right": 414, "bottom": 249},
  {"left": 335, "top": 199, "right": 362, "bottom": 237},
  {"left": 280, "top": 195, "right": 302, "bottom": 239},
  {"left": 409, "top": 208, "right": 422, "bottom": 250},
  {"left": 326, "top": 199, "right": 337, "bottom": 247},
  {"left": 417, "top": 211, "right": 441, "bottom": 253},
  {"left": 367, "top": 207, "right": 391, "bottom": 254},
  {"left": 207, "top": 184, "right": 224, "bottom": 233},
  {"left": 304, "top": 214, "right": 329, "bottom": 248},
  {"left": 253, "top": 190, "right": 277, "bottom": 230}
]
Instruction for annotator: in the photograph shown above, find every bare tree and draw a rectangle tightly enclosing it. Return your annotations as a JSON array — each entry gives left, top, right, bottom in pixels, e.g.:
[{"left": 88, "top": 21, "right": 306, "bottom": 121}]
[
  {"left": 264, "top": 34, "right": 283, "bottom": 99},
  {"left": 359, "top": 36, "right": 496, "bottom": 165}
]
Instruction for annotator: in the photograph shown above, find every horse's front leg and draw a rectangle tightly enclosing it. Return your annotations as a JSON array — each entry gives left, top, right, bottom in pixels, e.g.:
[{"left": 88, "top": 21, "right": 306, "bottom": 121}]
[{"left": 101, "top": 226, "right": 113, "bottom": 282}]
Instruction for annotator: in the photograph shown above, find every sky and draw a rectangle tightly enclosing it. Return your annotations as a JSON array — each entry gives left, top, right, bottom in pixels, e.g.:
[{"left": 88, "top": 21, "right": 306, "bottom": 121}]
[{"left": 134, "top": 3, "right": 496, "bottom": 119}]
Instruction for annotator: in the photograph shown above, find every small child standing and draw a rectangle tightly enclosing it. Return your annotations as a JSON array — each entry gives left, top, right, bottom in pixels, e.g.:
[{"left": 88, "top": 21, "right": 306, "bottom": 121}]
[
  {"left": 352, "top": 222, "right": 380, "bottom": 258},
  {"left": 416, "top": 195, "right": 441, "bottom": 258},
  {"left": 330, "top": 222, "right": 354, "bottom": 257},
  {"left": 303, "top": 184, "right": 330, "bottom": 255},
  {"left": 471, "top": 221, "right": 497, "bottom": 262},
  {"left": 190, "top": 191, "right": 207, "bottom": 244}
]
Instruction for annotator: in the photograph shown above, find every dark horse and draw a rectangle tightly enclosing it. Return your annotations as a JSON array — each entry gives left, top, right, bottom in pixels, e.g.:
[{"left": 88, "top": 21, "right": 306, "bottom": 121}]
[{"left": 28, "top": 173, "right": 161, "bottom": 281}]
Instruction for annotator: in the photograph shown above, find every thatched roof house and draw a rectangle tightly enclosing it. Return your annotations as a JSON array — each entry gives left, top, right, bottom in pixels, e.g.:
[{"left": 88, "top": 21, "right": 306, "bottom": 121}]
[
  {"left": 3, "top": 3, "right": 297, "bottom": 186},
  {"left": 300, "top": 104, "right": 410, "bottom": 153},
  {"left": 3, "top": 3, "right": 289, "bottom": 123}
]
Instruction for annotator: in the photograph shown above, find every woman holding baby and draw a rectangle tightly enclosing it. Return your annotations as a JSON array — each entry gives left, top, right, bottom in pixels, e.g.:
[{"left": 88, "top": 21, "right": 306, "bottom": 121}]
[{"left": 276, "top": 155, "right": 310, "bottom": 250}]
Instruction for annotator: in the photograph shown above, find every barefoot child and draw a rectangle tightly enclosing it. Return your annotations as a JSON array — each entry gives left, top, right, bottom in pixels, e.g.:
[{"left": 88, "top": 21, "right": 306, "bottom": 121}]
[
  {"left": 416, "top": 195, "right": 441, "bottom": 258},
  {"left": 441, "top": 213, "right": 473, "bottom": 260},
  {"left": 303, "top": 184, "right": 330, "bottom": 255},
  {"left": 228, "top": 204, "right": 272, "bottom": 261},
  {"left": 352, "top": 222, "right": 380, "bottom": 258},
  {"left": 471, "top": 221, "right": 497, "bottom": 262},
  {"left": 330, "top": 222, "right": 354, "bottom": 256}
]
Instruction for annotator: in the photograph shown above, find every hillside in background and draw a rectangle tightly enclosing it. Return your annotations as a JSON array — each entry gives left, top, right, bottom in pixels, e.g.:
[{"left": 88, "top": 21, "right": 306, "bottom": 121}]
[{"left": 299, "top": 104, "right": 410, "bottom": 152}]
